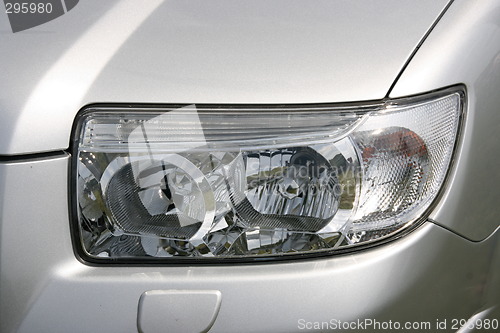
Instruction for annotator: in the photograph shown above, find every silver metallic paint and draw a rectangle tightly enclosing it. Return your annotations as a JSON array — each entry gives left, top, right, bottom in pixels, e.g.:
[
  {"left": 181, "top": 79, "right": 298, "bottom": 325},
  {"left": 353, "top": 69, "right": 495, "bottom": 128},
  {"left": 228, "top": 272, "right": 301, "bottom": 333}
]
[
  {"left": 390, "top": 0, "right": 500, "bottom": 241},
  {"left": 0, "top": 0, "right": 449, "bottom": 155},
  {"left": 1, "top": 0, "right": 499, "bottom": 331},
  {"left": 0, "top": 157, "right": 495, "bottom": 332}
]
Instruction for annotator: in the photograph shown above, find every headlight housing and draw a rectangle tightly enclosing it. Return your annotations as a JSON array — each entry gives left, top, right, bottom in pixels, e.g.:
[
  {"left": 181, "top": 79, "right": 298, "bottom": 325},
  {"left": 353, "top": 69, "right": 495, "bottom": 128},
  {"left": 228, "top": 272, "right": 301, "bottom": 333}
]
[{"left": 72, "top": 87, "right": 463, "bottom": 262}]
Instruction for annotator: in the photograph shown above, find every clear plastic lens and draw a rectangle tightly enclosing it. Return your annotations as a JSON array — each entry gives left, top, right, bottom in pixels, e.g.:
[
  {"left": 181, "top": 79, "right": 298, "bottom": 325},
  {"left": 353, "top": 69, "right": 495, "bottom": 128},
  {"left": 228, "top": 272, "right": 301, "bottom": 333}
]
[
  {"left": 80, "top": 105, "right": 370, "bottom": 152},
  {"left": 75, "top": 90, "right": 462, "bottom": 260}
]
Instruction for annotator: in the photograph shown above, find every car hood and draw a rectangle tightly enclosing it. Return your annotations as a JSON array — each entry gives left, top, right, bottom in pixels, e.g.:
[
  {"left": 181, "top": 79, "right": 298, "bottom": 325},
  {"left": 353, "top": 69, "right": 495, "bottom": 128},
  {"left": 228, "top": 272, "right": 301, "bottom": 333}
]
[{"left": 0, "top": 0, "right": 450, "bottom": 155}]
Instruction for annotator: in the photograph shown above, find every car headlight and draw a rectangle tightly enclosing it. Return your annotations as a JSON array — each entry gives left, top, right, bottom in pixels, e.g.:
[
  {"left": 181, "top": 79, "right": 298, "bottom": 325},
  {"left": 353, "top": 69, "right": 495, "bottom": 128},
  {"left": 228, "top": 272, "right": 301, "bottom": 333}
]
[{"left": 72, "top": 87, "right": 463, "bottom": 262}]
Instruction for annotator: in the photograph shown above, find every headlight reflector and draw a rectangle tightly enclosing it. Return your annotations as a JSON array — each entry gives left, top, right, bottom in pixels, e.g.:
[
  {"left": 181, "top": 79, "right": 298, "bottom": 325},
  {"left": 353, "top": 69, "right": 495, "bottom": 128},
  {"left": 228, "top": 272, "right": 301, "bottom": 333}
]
[{"left": 73, "top": 88, "right": 463, "bottom": 261}]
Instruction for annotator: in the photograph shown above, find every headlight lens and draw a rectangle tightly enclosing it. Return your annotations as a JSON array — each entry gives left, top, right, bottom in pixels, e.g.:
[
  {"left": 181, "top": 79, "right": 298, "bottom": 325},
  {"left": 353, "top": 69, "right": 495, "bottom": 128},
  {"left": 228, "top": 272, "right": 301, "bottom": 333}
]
[{"left": 73, "top": 88, "right": 463, "bottom": 261}]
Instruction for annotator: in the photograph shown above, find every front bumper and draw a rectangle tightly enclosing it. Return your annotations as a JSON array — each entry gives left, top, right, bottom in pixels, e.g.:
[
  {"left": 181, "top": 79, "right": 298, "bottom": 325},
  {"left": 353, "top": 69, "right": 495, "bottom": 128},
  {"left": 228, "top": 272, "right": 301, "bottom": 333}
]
[{"left": 0, "top": 154, "right": 497, "bottom": 332}]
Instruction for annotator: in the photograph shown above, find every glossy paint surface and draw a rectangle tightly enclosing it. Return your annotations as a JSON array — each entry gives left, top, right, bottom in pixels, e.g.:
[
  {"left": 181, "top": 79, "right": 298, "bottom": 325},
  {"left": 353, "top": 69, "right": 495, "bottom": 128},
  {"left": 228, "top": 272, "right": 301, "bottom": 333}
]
[
  {"left": 390, "top": 0, "right": 500, "bottom": 241},
  {"left": 0, "top": 156, "right": 496, "bottom": 332},
  {"left": 0, "top": 0, "right": 448, "bottom": 155},
  {"left": 1, "top": 0, "right": 499, "bottom": 332}
]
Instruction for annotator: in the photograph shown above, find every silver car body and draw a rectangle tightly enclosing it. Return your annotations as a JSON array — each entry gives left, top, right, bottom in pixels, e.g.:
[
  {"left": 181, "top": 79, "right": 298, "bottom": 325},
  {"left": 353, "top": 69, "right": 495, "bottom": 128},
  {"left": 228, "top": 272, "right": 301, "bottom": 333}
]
[{"left": 0, "top": 0, "right": 499, "bottom": 332}]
